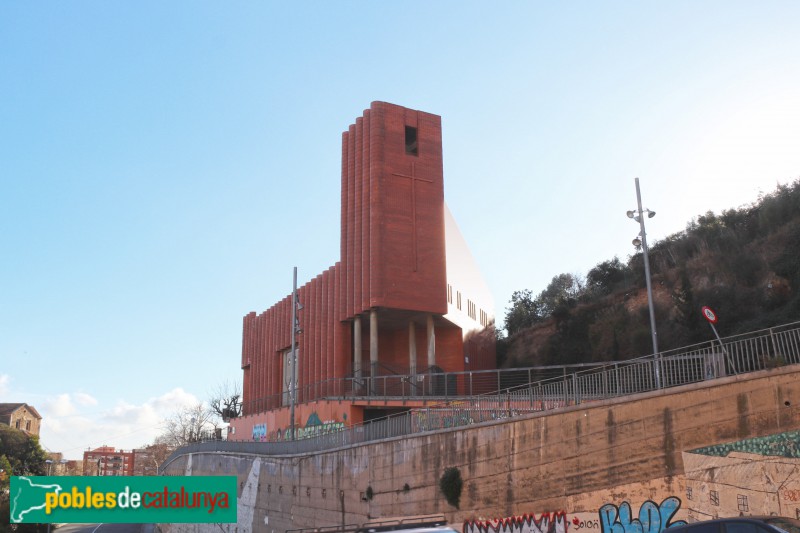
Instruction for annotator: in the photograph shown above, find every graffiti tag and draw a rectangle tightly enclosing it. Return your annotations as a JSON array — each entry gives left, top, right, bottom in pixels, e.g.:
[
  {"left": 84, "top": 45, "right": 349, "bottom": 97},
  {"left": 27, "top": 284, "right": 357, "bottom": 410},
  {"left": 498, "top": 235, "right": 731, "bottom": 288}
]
[
  {"left": 572, "top": 518, "right": 601, "bottom": 530},
  {"left": 252, "top": 423, "right": 267, "bottom": 441},
  {"left": 782, "top": 490, "right": 800, "bottom": 502},
  {"left": 464, "top": 512, "right": 567, "bottom": 533},
  {"left": 412, "top": 410, "right": 475, "bottom": 432},
  {"left": 599, "top": 497, "right": 687, "bottom": 533}
]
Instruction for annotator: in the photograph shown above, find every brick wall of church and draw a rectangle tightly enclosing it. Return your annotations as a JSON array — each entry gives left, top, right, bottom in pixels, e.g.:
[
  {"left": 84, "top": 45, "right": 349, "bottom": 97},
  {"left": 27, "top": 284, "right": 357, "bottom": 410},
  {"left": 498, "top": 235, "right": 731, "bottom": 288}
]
[
  {"left": 340, "top": 102, "right": 447, "bottom": 318},
  {"left": 241, "top": 264, "right": 351, "bottom": 416},
  {"left": 240, "top": 102, "right": 492, "bottom": 417}
]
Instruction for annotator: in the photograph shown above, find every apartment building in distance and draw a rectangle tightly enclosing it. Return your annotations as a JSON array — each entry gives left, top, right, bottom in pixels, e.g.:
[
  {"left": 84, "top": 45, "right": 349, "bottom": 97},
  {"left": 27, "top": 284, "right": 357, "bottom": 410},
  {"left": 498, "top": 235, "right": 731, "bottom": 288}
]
[{"left": 82, "top": 446, "right": 135, "bottom": 476}]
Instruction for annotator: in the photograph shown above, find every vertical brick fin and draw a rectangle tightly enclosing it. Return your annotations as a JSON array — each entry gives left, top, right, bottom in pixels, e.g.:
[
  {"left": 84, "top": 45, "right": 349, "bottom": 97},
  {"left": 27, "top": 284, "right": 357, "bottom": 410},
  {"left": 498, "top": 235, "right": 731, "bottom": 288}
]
[
  {"left": 339, "top": 132, "right": 348, "bottom": 322},
  {"left": 264, "top": 312, "right": 271, "bottom": 407},
  {"left": 368, "top": 102, "right": 385, "bottom": 304},
  {"left": 278, "top": 296, "right": 292, "bottom": 400},
  {"left": 353, "top": 117, "right": 363, "bottom": 317},
  {"left": 308, "top": 280, "right": 315, "bottom": 394},
  {"left": 251, "top": 314, "right": 259, "bottom": 411},
  {"left": 270, "top": 303, "right": 278, "bottom": 406},
  {"left": 333, "top": 261, "right": 349, "bottom": 381},
  {"left": 314, "top": 274, "right": 323, "bottom": 394},
  {"left": 346, "top": 124, "right": 356, "bottom": 320},
  {"left": 262, "top": 312, "right": 270, "bottom": 409},
  {"left": 263, "top": 307, "right": 271, "bottom": 409},
  {"left": 320, "top": 269, "right": 329, "bottom": 393},
  {"left": 297, "top": 284, "right": 307, "bottom": 402},
  {"left": 325, "top": 265, "right": 341, "bottom": 388},
  {"left": 241, "top": 313, "right": 254, "bottom": 415},
  {"left": 311, "top": 281, "right": 316, "bottom": 398},
  {"left": 361, "top": 110, "right": 371, "bottom": 312},
  {"left": 324, "top": 267, "right": 334, "bottom": 395},
  {"left": 255, "top": 313, "right": 263, "bottom": 410}
]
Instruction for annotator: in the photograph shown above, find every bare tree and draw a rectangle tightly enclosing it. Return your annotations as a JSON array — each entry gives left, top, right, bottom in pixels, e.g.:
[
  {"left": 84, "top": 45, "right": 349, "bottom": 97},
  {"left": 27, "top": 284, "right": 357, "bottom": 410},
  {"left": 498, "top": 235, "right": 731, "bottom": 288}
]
[
  {"left": 134, "top": 436, "right": 174, "bottom": 475},
  {"left": 208, "top": 381, "right": 242, "bottom": 422},
  {"left": 161, "top": 403, "right": 215, "bottom": 446}
]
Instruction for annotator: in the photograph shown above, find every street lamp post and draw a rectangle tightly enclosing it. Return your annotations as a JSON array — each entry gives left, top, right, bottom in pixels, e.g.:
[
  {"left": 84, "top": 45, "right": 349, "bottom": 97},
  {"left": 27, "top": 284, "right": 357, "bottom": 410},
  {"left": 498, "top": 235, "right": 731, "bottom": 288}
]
[
  {"left": 289, "top": 267, "right": 303, "bottom": 441},
  {"left": 627, "top": 177, "right": 662, "bottom": 388}
]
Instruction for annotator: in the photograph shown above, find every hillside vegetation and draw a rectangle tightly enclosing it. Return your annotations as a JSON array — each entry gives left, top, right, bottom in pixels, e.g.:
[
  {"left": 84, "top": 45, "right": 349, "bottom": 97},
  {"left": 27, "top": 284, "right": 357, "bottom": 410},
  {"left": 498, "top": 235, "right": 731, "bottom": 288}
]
[{"left": 500, "top": 179, "right": 800, "bottom": 368}]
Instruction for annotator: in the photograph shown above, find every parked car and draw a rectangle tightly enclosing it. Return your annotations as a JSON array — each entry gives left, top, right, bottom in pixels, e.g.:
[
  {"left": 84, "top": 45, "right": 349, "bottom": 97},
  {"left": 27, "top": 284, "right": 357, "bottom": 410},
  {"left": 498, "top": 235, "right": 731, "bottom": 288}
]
[{"left": 668, "top": 517, "right": 800, "bottom": 533}]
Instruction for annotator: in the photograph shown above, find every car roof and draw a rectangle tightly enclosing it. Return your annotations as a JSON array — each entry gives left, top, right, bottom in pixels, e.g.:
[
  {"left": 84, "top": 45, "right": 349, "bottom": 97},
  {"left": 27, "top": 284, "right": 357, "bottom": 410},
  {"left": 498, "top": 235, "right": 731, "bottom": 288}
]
[{"left": 669, "top": 516, "right": 800, "bottom": 533}]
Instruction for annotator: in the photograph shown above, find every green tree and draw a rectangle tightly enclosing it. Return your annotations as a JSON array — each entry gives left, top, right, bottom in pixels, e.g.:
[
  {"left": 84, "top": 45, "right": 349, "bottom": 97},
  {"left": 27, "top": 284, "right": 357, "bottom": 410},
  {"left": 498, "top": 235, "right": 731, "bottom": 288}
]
[
  {"left": 0, "top": 425, "right": 49, "bottom": 533},
  {"left": 0, "top": 425, "right": 48, "bottom": 476},
  {"left": 536, "top": 273, "right": 584, "bottom": 316},
  {"left": 503, "top": 289, "right": 543, "bottom": 336},
  {"left": 586, "top": 257, "right": 630, "bottom": 295}
]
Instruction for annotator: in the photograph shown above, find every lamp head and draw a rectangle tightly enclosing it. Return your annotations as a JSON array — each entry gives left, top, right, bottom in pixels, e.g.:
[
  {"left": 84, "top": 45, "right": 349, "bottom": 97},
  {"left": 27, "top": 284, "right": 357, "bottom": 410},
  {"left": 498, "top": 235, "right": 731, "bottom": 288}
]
[
  {"left": 626, "top": 210, "right": 635, "bottom": 219},
  {"left": 648, "top": 210, "right": 656, "bottom": 218},
  {"left": 632, "top": 237, "right": 642, "bottom": 247}
]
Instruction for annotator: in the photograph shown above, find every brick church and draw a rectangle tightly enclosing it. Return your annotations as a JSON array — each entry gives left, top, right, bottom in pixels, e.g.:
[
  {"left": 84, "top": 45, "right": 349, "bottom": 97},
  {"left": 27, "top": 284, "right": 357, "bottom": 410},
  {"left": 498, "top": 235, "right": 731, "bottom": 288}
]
[{"left": 229, "top": 102, "right": 496, "bottom": 442}]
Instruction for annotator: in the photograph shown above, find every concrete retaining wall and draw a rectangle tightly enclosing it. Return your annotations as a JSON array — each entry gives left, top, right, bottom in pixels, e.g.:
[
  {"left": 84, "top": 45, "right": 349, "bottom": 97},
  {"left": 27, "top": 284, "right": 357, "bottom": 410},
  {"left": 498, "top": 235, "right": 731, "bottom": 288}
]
[{"left": 161, "top": 366, "right": 800, "bottom": 533}]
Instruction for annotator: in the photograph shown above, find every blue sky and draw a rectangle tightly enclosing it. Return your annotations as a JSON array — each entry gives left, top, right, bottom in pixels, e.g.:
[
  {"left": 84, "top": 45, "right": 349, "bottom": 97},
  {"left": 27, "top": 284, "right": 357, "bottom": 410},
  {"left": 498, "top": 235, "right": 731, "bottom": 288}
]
[{"left": 2, "top": 2, "right": 799, "bottom": 459}]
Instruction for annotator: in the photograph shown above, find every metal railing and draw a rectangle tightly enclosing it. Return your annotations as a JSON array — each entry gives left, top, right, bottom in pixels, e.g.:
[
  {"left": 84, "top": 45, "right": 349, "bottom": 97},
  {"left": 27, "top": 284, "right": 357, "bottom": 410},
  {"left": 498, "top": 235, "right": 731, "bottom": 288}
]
[
  {"left": 162, "top": 320, "right": 800, "bottom": 468},
  {"left": 241, "top": 363, "right": 611, "bottom": 415}
]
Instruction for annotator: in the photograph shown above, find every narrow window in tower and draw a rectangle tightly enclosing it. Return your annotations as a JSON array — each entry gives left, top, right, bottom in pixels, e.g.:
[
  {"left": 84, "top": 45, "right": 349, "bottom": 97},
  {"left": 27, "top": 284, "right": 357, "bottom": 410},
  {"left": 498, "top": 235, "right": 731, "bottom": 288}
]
[{"left": 405, "top": 126, "right": 418, "bottom": 155}]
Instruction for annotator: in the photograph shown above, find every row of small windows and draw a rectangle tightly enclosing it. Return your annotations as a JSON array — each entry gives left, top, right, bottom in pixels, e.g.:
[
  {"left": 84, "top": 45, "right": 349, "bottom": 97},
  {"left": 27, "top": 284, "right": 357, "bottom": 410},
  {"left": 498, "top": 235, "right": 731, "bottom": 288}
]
[
  {"left": 447, "top": 284, "right": 490, "bottom": 326},
  {"left": 687, "top": 487, "right": 749, "bottom": 512}
]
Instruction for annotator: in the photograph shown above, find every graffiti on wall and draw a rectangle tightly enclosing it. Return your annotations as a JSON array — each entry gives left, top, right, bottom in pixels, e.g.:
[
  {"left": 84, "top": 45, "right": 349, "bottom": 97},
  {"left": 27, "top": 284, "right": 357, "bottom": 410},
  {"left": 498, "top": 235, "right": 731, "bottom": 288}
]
[
  {"left": 571, "top": 516, "right": 600, "bottom": 531},
  {"left": 690, "top": 429, "right": 800, "bottom": 458},
  {"left": 683, "top": 430, "right": 800, "bottom": 519},
  {"left": 252, "top": 423, "right": 267, "bottom": 441},
  {"left": 464, "top": 512, "right": 567, "bottom": 533},
  {"left": 412, "top": 409, "right": 475, "bottom": 432},
  {"left": 273, "top": 411, "right": 346, "bottom": 441},
  {"left": 461, "top": 499, "right": 685, "bottom": 533},
  {"left": 290, "top": 420, "right": 345, "bottom": 440},
  {"left": 599, "top": 497, "right": 687, "bottom": 533}
]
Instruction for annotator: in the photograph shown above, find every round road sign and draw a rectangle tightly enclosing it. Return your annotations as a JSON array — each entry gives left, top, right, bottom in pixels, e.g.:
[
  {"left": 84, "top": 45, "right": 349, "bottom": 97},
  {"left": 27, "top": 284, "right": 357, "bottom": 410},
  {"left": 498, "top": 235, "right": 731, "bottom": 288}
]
[{"left": 701, "top": 306, "right": 718, "bottom": 324}]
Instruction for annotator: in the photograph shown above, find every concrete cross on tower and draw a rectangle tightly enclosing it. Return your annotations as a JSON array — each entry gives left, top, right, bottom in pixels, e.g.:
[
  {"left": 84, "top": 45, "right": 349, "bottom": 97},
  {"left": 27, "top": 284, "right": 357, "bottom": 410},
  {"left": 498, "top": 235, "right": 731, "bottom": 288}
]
[{"left": 391, "top": 161, "right": 433, "bottom": 272}]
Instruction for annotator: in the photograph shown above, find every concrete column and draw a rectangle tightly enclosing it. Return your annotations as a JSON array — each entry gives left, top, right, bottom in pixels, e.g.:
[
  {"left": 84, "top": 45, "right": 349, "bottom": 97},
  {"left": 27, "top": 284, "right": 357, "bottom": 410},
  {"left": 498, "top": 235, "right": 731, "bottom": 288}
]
[
  {"left": 370, "top": 309, "right": 378, "bottom": 395},
  {"left": 408, "top": 322, "right": 417, "bottom": 396},
  {"left": 427, "top": 314, "right": 435, "bottom": 395},
  {"left": 353, "top": 317, "right": 362, "bottom": 394}
]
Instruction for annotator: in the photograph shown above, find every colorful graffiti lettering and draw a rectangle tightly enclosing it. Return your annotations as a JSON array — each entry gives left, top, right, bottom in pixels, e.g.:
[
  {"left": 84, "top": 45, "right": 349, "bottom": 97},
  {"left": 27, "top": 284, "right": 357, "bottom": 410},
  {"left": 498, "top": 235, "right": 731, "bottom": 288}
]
[
  {"left": 252, "top": 423, "right": 267, "bottom": 441},
  {"left": 277, "top": 420, "right": 346, "bottom": 440},
  {"left": 293, "top": 421, "right": 345, "bottom": 439},
  {"left": 690, "top": 430, "right": 800, "bottom": 458},
  {"left": 412, "top": 410, "right": 475, "bottom": 432},
  {"left": 599, "top": 497, "right": 687, "bottom": 533},
  {"left": 464, "top": 512, "right": 567, "bottom": 533}
]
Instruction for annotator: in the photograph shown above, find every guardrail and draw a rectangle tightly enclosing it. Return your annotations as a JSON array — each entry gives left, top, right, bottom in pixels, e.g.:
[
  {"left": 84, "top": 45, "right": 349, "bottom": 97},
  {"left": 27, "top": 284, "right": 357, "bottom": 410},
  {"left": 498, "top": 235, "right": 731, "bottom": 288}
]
[{"left": 162, "top": 320, "right": 800, "bottom": 468}]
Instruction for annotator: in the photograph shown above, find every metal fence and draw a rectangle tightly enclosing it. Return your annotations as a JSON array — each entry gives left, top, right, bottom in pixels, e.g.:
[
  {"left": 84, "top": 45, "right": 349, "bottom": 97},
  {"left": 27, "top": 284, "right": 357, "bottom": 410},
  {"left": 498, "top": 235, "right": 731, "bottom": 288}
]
[{"left": 162, "top": 320, "right": 800, "bottom": 469}]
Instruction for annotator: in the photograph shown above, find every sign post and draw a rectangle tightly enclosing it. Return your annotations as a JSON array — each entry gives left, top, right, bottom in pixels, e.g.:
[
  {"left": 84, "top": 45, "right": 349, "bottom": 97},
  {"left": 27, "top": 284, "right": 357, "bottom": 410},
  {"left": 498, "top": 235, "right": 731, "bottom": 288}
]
[{"left": 701, "top": 306, "right": 736, "bottom": 374}]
